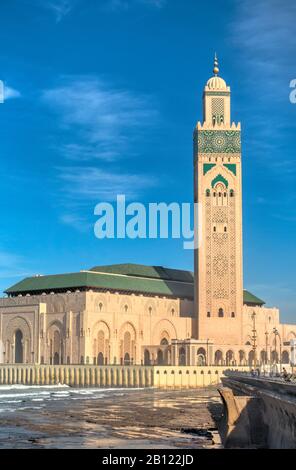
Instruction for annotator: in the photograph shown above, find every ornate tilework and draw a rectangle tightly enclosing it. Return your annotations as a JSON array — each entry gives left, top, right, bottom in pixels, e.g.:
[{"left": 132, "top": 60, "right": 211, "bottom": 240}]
[
  {"left": 203, "top": 163, "right": 216, "bottom": 175},
  {"left": 211, "top": 174, "right": 229, "bottom": 188},
  {"left": 204, "top": 92, "right": 230, "bottom": 97},
  {"left": 223, "top": 164, "right": 237, "bottom": 175},
  {"left": 198, "top": 131, "right": 241, "bottom": 153}
]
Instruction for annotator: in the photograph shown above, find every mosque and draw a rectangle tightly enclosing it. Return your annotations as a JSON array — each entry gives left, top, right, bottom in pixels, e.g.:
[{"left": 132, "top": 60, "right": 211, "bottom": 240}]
[{"left": 0, "top": 57, "right": 295, "bottom": 367}]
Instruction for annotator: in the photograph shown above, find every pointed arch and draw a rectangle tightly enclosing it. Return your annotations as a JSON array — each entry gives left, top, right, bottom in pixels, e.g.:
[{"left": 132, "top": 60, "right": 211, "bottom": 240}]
[
  {"left": 211, "top": 174, "right": 229, "bottom": 189},
  {"left": 152, "top": 319, "right": 177, "bottom": 345}
]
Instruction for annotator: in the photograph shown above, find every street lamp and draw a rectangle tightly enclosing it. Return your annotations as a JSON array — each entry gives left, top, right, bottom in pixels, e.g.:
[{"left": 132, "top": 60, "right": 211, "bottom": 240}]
[
  {"left": 273, "top": 328, "right": 282, "bottom": 374},
  {"left": 265, "top": 331, "right": 269, "bottom": 374},
  {"left": 251, "top": 312, "right": 257, "bottom": 368}
]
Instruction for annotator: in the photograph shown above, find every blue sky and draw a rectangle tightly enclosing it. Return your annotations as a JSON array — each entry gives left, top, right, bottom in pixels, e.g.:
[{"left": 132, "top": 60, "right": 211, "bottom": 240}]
[{"left": 0, "top": 0, "right": 295, "bottom": 321}]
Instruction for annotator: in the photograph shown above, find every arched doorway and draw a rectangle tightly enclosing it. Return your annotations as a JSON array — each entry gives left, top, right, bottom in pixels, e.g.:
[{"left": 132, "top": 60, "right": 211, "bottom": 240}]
[
  {"left": 271, "top": 350, "right": 279, "bottom": 364},
  {"left": 248, "top": 350, "right": 255, "bottom": 366},
  {"left": 238, "top": 350, "right": 245, "bottom": 365},
  {"left": 48, "top": 322, "right": 63, "bottom": 365},
  {"left": 160, "top": 338, "right": 169, "bottom": 346},
  {"left": 15, "top": 330, "right": 23, "bottom": 364},
  {"left": 197, "top": 347, "right": 206, "bottom": 366},
  {"left": 119, "top": 323, "right": 136, "bottom": 365},
  {"left": 124, "top": 352, "right": 131, "bottom": 365},
  {"left": 123, "top": 332, "right": 132, "bottom": 365},
  {"left": 144, "top": 349, "right": 150, "bottom": 365},
  {"left": 52, "top": 330, "right": 61, "bottom": 365},
  {"left": 97, "top": 352, "right": 104, "bottom": 365},
  {"left": 157, "top": 349, "right": 164, "bottom": 365},
  {"left": 53, "top": 352, "right": 60, "bottom": 365},
  {"left": 92, "top": 321, "right": 110, "bottom": 365},
  {"left": 179, "top": 347, "right": 186, "bottom": 366},
  {"left": 226, "top": 350, "right": 234, "bottom": 366},
  {"left": 97, "top": 330, "right": 106, "bottom": 365},
  {"left": 260, "top": 350, "right": 267, "bottom": 364},
  {"left": 282, "top": 350, "right": 289, "bottom": 364},
  {"left": 214, "top": 350, "right": 223, "bottom": 366}
]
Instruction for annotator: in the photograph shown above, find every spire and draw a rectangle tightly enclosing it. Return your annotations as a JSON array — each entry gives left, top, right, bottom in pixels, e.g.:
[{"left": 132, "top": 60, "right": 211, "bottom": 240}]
[{"left": 213, "top": 53, "right": 219, "bottom": 76}]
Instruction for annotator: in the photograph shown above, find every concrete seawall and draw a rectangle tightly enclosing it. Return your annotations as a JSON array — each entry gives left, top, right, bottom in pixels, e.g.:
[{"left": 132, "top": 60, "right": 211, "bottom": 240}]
[
  {"left": 219, "top": 375, "right": 296, "bottom": 449},
  {"left": 0, "top": 365, "right": 249, "bottom": 388}
]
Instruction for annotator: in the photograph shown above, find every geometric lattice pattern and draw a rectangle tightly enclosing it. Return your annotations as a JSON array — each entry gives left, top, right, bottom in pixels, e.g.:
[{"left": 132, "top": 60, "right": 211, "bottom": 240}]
[
  {"left": 198, "top": 130, "right": 241, "bottom": 153},
  {"left": 211, "top": 98, "right": 224, "bottom": 119}
]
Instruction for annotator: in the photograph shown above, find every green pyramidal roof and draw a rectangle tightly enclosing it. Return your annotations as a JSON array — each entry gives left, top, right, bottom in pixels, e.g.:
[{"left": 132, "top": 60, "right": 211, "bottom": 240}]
[
  {"left": 4, "top": 263, "right": 265, "bottom": 306},
  {"left": 243, "top": 290, "right": 265, "bottom": 306}
]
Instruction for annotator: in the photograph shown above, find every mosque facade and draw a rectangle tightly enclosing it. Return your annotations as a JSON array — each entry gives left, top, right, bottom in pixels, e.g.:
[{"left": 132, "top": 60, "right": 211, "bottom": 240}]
[{"left": 0, "top": 58, "right": 295, "bottom": 367}]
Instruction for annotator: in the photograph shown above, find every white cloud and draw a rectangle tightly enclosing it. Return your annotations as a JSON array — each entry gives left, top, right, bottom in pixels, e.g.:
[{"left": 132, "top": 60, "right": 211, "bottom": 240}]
[
  {"left": 58, "top": 166, "right": 157, "bottom": 231},
  {"left": 3, "top": 85, "right": 21, "bottom": 100},
  {"left": 105, "top": 0, "right": 166, "bottom": 11},
  {"left": 32, "top": 0, "right": 77, "bottom": 22},
  {"left": 42, "top": 77, "right": 158, "bottom": 162},
  {"left": 57, "top": 166, "right": 157, "bottom": 202},
  {"left": 0, "top": 250, "right": 31, "bottom": 280},
  {"left": 42, "top": 77, "right": 159, "bottom": 231},
  {"left": 229, "top": 0, "right": 296, "bottom": 174},
  {"left": 231, "top": 0, "right": 296, "bottom": 89},
  {"left": 59, "top": 213, "right": 92, "bottom": 232}
]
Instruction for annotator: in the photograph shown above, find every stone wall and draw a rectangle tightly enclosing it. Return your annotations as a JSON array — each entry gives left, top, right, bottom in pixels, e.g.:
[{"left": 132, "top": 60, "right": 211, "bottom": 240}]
[
  {"left": 220, "top": 375, "right": 296, "bottom": 449},
  {"left": 0, "top": 365, "right": 249, "bottom": 388}
]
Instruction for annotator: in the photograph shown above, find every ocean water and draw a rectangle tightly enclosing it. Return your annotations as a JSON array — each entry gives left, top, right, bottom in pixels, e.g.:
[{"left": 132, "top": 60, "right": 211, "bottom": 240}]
[{"left": 0, "top": 384, "right": 142, "bottom": 413}]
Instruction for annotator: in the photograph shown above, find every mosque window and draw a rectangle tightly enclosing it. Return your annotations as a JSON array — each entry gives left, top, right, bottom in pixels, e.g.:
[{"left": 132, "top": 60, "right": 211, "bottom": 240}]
[
  {"left": 206, "top": 189, "right": 210, "bottom": 197},
  {"left": 213, "top": 192, "right": 216, "bottom": 197},
  {"left": 213, "top": 226, "right": 216, "bottom": 232},
  {"left": 224, "top": 227, "right": 227, "bottom": 233},
  {"left": 218, "top": 308, "right": 224, "bottom": 318},
  {"left": 230, "top": 190, "right": 234, "bottom": 197},
  {"left": 124, "top": 304, "right": 128, "bottom": 312},
  {"left": 219, "top": 192, "right": 222, "bottom": 197},
  {"left": 231, "top": 312, "right": 235, "bottom": 318},
  {"left": 207, "top": 311, "right": 211, "bottom": 317}
]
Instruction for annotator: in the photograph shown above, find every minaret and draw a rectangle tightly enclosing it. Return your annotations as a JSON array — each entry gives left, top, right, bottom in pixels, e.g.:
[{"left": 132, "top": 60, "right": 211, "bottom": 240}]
[{"left": 194, "top": 55, "right": 243, "bottom": 345}]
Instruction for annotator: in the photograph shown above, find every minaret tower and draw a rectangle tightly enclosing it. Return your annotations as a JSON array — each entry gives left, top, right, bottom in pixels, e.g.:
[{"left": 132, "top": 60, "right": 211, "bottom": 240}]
[{"left": 194, "top": 55, "right": 243, "bottom": 345}]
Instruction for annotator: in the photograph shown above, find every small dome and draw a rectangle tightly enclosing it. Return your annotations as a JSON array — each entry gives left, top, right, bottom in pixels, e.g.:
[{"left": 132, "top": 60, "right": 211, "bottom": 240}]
[
  {"left": 205, "top": 54, "right": 227, "bottom": 90},
  {"left": 206, "top": 75, "right": 227, "bottom": 90}
]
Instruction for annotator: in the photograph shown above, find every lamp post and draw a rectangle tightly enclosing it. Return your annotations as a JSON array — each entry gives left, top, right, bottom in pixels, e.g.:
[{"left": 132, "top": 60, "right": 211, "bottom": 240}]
[
  {"left": 251, "top": 312, "right": 257, "bottom": 368},
  {"left": 273, "top": 328, "right": 277, "bottom": 366},
  {"left": 265, "top": 331, "right": 269, "bottom": 374},
  {"left": 273, "top": 328, "right": 282, "bottom": 374}
]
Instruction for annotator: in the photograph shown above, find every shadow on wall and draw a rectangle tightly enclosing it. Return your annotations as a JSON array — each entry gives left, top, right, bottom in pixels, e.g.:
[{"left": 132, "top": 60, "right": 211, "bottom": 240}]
[{"left": 218, "top": 387, "right": 268, "bottom": 448}]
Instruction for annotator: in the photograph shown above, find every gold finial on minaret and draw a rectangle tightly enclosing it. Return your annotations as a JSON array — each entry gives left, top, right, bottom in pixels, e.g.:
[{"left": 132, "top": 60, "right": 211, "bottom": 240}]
[{"left": 213, "top": 53, "right": 219, "bottom": 76}]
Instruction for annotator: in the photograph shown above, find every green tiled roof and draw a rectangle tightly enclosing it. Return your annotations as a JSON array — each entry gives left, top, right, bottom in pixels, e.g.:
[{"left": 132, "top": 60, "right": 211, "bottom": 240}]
[
  {"left": 5, "top": 268, "right": 194, "bottom": 299},
  {"left": 90, "top": 263, "right": 194, "bottom": 283},
  {"left": 4, "top": 263, "right": 265, "bottom": 306},
  {"left": 243, "top": 290, "right": 265, "bottom": 306}
]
